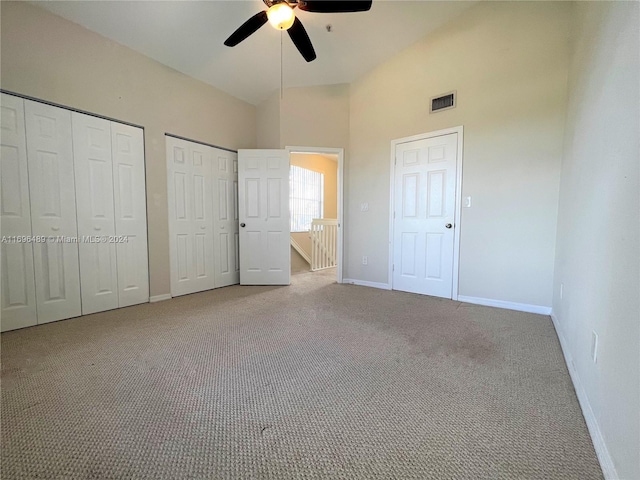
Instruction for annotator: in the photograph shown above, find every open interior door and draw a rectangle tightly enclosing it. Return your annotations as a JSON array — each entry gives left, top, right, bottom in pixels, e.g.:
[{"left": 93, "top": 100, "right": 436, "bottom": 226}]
[{"left": 238, "top": 149, "right": 290, "bottom": 285}]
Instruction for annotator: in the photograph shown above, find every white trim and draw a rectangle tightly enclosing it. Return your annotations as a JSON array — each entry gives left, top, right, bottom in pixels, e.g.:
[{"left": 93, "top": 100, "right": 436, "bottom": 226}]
[
  {"left": 550, "top": 313, "right": 616, "bottom": 480},
  {"left": 342, "top": 278, "right": 391, "bottom": 290},
  {"left": 149, "top": 294, "right": 172, "bottom": 303},
  {"left": 452, "top": 130, "right": 463, "bottom": 301},
  {"left": 388, "top": 126, "right": 464, "bottom": 300},
  {"left": 286, "top": 146, "right": 344, "bottom": 284},
  {"left": 290, "top": 237, "right": 311, "bottom": 264},
  {"left": 457, "top": 295, "right": 551, "bottom": 315}
]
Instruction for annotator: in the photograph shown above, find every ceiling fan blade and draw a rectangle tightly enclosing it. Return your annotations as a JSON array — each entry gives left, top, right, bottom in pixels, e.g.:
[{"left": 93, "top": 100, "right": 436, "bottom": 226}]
[
  {"left": 297, "top": 0, "right": 372, "bottom": 13},
  {"left": 224, "top": 11, "right": 268, "bottom": 47},
  {"left": 288, "top": 17, "right": 316, "bottom": 62}
]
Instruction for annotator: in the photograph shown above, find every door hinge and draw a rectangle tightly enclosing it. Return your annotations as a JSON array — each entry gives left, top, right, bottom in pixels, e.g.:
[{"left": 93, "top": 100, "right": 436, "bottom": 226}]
[
  {"left": 393, "top": 211, "right": 396, "bottom": 219},
  {"left": 393, "top": 264, "right": 395, "bottom": 271}
]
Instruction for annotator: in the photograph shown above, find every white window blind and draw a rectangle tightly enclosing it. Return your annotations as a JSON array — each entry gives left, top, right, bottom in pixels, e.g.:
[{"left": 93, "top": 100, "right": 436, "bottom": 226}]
[{"left": 290, "top": 166, "right": 324, "bottom": 232}]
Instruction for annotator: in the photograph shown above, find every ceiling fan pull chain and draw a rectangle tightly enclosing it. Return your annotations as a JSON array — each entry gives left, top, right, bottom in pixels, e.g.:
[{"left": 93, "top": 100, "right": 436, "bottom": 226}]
[{"left": 280, "top": 30, "right": 284, "bottom": 99}]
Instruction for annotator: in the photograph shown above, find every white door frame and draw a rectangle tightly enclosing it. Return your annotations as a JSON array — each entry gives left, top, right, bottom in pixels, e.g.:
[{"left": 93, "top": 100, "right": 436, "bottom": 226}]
[
  {"left": 388, "top": 126, "right": 464, "bottom": 299},
  {"left": 285, "top": 146, "right": 344, "bottom": 284}
]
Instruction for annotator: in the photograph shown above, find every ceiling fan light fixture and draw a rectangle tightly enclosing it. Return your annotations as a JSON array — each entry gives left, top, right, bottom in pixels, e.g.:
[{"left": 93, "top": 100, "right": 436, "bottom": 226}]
[{"left": 267, "top": 3, "right": 295, "bottom": 30}]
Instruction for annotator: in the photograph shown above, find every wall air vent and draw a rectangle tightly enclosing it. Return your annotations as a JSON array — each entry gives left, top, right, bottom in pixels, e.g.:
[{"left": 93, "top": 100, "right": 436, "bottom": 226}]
[{"left": 430, "top": 91, "right": 456, "bottom": 113}]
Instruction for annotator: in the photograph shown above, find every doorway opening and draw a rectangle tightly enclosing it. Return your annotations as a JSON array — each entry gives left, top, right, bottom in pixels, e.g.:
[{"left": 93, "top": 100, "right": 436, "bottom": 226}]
[{"left": 286, "top": 147, "right": 344, "bottom": 284}]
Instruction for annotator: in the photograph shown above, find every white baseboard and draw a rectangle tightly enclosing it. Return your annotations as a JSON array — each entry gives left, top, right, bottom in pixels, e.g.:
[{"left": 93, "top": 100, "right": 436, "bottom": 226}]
[
  {"left": 149, "top": 294, "right": 172, "bottom": 303},
  {"left": 550, "top": 313, "right": 617, "bottom": 480},
  {"left": 342, "top": 278, "right": 391, "bottom": 290},
  {"left": 290, "top": 237, "right": 311, "bottom": 264},
  {"left": 457, "top": 295, "right": 552, "bottom": 315}
]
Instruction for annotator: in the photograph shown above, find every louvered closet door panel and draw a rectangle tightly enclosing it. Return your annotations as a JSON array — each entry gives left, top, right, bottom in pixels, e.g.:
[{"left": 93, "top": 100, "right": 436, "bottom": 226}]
[
  {"left": 213, "top": 149, "right": 240, "bottom": 288},
  {"left": 72, "top": 112, "right": 119, "bottom": 315},
  {"left": 25, "top": 100, "right": 81, "bottom": 324},
  {"left": 1, "top": 94, "right": 37, "bottom": 331},
  {"left": 111, "top": 122, "right": 149, "bottom": 307}
]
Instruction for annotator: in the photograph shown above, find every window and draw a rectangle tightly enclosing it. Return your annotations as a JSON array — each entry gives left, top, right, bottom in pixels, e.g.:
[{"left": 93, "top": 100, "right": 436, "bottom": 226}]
[{"left": 290, "top": 166, "right": 324, "bottom": 232}]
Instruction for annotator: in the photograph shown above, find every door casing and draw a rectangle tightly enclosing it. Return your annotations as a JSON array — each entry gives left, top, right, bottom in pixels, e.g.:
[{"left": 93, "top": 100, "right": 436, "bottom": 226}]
[{"left": 388, "top": 126, "right": 464, "bottom": 299}]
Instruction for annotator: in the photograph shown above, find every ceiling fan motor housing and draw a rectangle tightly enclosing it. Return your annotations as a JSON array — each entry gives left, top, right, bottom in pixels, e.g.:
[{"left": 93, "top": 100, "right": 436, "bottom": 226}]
[
  {"left": 225, "top": 0, "right": 372, "bottom": 62},
  {"left": 267, "top": 3, "right": 296, "bottom": 30}
]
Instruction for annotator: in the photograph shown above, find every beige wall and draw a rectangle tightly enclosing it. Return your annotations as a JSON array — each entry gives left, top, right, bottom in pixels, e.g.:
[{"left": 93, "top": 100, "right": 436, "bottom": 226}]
[
  {"left": 0, "top": 1, "right": 256, "bottom": 297},
  {"left": 280, "top": 84, "right": 349, "bottom": 149},
  {"left": 290, "top": 153, "right": 338, "bottom": 259},
  {"left": 256, "top": 91, "right": 280, "bottom": 149},
  {"left": 347, "top": 1, "right": 570, "bottom": 307},
  {"left": 552, "top": 2, "right": 639, "bottom": 478},
  {"left": 291, "top": 153, "right": 338, "bottom": 219},
  {"left": 256, "top": 84, "right": 350, "bottom": 151}
]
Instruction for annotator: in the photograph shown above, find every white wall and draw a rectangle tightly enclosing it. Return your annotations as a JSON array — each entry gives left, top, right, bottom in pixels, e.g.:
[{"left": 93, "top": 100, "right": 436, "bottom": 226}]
[
  {"left": 0, "top": 1, "right": 257, "bottom": 297},
  {"left": 346, "top": 1, "right": 571, "bottom": 308},
  {"left": 552, "top": 2, "right": 640, "bottom": 478}
]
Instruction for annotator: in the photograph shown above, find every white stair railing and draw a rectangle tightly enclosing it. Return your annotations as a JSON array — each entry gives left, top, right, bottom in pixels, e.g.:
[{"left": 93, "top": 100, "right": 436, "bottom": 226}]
[{"left": 310, "top": 219, "right": 338, "bottom": 271}]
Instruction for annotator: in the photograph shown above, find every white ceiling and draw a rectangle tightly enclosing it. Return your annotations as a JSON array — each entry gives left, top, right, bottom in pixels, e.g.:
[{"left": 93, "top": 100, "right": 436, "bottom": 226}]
[{"left": 33, "top": 0, "right": 476, "bottom": 105}]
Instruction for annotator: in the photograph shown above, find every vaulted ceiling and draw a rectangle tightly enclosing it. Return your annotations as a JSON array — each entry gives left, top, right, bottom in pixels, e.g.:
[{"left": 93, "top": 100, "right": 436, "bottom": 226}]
[{"left": 34, "top": 1, "right": 476, "bottom": 105}]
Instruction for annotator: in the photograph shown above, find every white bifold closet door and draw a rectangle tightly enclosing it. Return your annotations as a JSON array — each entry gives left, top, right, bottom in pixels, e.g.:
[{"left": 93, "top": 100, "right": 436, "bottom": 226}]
[
  {"left": 111, "top": 122, "right": 149, "bottom": 308},
  {"left": 166, "top": 136, "right": 239, "bottom": 297},
  {"left": 167, "top": 138, "right": 216, "bottom": 296},
  {"left": 72, "top": 113, "right": 119, "bottom": 314},
  {"left": 1, "top": 94, "right": 149, "bottom": 332},
  {"left": 72, "top": 113, "right": 149, "bottom": 314},
  {"left": 1, "top": 94, "right": 38, "bottom": 331},
  {"left": 25, "top": 100, "right": 82, "bottom": 324}
]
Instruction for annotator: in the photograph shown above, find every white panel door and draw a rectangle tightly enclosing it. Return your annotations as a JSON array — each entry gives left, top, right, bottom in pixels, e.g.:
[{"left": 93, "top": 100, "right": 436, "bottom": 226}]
[
  {"left": 393, "top": 133, "right": 457, "bottom": 298},
  {"left": 238, "top": 149, "right": 290, "bottom": 285},
  {"left": 111, "top": 122, "right": 149, "bottom": 307},
  {"left": 212, "top": 149, "right": 240, "bottom": 288},
  {"left": 166, "top": 136, "right": 215, "bottom": 296},
  {"left": 72, "top": 112, "right": 119, "bottom": 315},
  {"left": 1, "top": 94, "right": 37, "bottom": 331},
  {"left": 25, "top": 100, "right": 81, "bottom": 323}
]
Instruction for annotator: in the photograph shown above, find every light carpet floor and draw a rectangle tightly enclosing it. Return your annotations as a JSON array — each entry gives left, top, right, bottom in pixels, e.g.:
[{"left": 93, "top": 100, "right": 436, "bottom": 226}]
[{"left": 1, "top": 268, "right": 602, "bottom": 479}]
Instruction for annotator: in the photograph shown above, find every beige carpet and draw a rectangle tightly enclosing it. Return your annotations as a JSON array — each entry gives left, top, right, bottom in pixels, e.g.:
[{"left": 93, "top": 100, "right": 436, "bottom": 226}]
[{"left": 1, "top": 269, "right": 602, "bottom": 479}]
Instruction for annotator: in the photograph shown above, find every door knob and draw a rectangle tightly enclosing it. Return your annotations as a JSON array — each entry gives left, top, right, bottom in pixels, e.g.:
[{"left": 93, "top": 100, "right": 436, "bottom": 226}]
[
  {"left": 445, "top": 223, "right": 453, "bottom": 229},
  {"left": 240, "top": 223, "right": 246, "bottom": 228},
  {"left": 51, "top": 226, "right": 60, "bottom": 231}
]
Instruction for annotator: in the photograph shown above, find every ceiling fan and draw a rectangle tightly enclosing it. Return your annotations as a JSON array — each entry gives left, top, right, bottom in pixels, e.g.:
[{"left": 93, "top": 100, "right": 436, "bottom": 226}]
[{"left": 224, "top": 0, "right": 373, "bottom": 62}]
